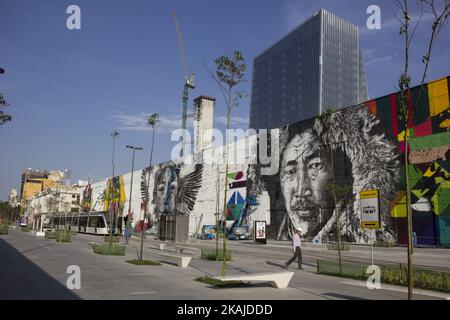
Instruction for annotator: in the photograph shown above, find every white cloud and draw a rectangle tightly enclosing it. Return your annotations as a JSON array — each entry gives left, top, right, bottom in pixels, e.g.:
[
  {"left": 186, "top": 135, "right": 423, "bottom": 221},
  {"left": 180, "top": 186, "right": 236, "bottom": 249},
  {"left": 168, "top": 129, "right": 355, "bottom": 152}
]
[
  {"left": 107, "top": 110, "right": 193, "bottom": 134},
  {"left": 215, "top": 116, "right": 249, "bottom": 127},
  {"left": 365, "top": 55, "right": 393, "bottom": 66}
]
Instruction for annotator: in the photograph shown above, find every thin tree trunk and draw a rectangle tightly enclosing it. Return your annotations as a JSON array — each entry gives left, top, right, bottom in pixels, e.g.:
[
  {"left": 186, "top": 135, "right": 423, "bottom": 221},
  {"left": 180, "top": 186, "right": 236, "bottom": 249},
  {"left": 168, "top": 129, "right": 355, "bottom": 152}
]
[
  {"left": 328, "top": 132, "right": 342, "bottom": 274},
  {"left": 221, "top": 107, "right": 230, "bottom": 276}
]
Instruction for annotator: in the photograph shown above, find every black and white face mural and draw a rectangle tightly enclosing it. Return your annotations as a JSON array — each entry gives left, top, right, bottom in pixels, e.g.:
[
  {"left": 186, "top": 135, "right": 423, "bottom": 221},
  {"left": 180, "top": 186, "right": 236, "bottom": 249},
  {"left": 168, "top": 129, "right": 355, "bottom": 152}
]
[
  {"left": 141, "top": 161, "right": 203, "bottom": 227},
  {"left": 279, "top": 128, "right": 334, "bottom": 240},
  {"left": 248, "top": 107, "right": 400, "bottom": 243}
]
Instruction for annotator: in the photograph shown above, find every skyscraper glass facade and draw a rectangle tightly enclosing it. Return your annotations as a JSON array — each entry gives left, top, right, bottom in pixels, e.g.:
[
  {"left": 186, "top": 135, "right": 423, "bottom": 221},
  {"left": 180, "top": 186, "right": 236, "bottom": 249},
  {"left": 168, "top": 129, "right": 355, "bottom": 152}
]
[{"left": 249, "top": 9, "right": 368, "bottom": 129}]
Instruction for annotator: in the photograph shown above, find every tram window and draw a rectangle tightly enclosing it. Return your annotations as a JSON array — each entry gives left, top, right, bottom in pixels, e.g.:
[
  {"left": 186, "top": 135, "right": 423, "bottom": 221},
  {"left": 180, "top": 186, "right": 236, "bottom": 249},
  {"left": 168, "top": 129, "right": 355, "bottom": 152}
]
[
  {"left": 79, "top": 217, "right": 88, "bottom": 227},
  {"left": 97, "top": 218, "right": 105, "bottom": 228},
  {"left": 88, "top": 216, "right": 98, "bottom": 228}
]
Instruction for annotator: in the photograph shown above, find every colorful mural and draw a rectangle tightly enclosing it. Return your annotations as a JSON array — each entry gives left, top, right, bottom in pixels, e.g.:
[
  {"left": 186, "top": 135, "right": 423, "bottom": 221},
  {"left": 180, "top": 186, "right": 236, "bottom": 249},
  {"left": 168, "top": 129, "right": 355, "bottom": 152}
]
[
  {"left": 103, "top": 176, "right": 126, "bottom": 217},
  {"left": 85, "top": 77, "right": 450, "bottom": 246},
  {"left": 384, "top": 77, "right": 450, "bottom": 246},
  {"left": 81, "top": 184, "right": 92, "bottom": 212},
  {"left": 247, "top": 76, "right": 450, "bottom": 245}
]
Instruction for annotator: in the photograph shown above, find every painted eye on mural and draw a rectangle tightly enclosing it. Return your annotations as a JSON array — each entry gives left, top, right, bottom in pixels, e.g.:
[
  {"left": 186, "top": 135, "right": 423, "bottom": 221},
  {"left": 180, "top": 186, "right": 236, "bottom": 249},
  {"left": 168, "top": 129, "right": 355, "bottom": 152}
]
[
  {"left": 308, "top": 160, "right": 324, "bottom": 171},
  {"left": 158, "top": 185, "right": 165, "bottom": 193},
  {"left": 281, "top": 165, "right": 296, "bottom": 177}
]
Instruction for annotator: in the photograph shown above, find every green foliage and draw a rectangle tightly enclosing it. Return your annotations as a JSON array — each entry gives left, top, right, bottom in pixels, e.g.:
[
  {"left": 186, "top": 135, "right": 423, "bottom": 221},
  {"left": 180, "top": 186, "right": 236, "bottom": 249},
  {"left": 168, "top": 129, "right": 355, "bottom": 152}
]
[
  {"left": 93, "top": 243, "right": 125, "bottom": 256},
  {"left": 104, "top": 235, "right": 120, "bottom": 243},
  {"left": 45, "top": 231, "right": 56, "bottom": 240},
  {"left": 373, "top": 240, "right": 396, "bottom": 247},
  {"left": 194, "top": 276, "right": 248, "bottom": 287},
  {"left": 55, "top": 230, "right": 71, "bottom": 242},
  {"left": 317, "top": 259, "right": 450, "bottom": 293},
  {"left": 0, "top": 226, "right": 8, "bottom": 235},
  {"left": 0, "top": 93, "right": 12, "bottom": 125},
  {"left": 147, "top": 113, "right": 160, "bottom": 128},
  {"left": 201, "top": 248, "right": 233, "bottom": 261},
  {"left": 126, "top": 259, "right": 161, "bottom": 266},
  {"left": 327, "top": 243, "right": 350, "bottom": 251},
  {"left": 211, "top": 50, "right": 248, "bottom": 111},
  {"left": 214, "top": 50, "right": 247, "bottom": 88},
  {"left": 21, "top": 226, "right": 32, "bottom": 232}
]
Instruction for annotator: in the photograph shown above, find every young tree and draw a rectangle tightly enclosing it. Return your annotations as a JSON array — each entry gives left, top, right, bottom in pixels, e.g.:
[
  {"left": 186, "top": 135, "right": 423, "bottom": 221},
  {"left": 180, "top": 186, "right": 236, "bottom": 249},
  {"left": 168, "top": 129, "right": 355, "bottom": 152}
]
[
  {"left": 0, "top": 93, "right": 12, "bottom": 126},
  {"left": 395, "top": 0, "right": 449, "bottom": 300},
  {"left": 141, "top": 113, "right": 159, "bottom": 261},
  {"left": 318, "top": 107, "right": 344, "bottom": 274},
  {"left": 206, "top": 51, "right": 247, "bottom": 276}
]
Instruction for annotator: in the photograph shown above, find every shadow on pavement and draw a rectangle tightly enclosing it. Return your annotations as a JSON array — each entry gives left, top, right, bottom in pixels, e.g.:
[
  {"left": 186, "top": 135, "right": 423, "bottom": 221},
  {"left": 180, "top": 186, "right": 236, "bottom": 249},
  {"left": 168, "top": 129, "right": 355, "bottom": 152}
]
[
  {"left": 321, "top": 292, "right": 368, "bottom": 300},
  {"left": 0, "top": 238, "right": 80, "bottom": 300}
]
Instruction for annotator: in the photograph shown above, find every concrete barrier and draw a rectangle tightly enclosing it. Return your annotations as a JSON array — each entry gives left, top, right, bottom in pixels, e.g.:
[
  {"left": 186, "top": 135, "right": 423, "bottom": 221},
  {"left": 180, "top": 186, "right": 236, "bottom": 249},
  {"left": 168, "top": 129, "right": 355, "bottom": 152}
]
[{"left": 157, "top": 253, "right": 192, "bottom": 268}]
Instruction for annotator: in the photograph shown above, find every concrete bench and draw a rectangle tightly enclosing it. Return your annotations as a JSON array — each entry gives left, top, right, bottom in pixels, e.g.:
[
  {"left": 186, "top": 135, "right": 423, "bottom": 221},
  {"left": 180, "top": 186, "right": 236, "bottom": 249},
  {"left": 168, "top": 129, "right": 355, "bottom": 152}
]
[
  {"left": 157, "top": 253, "right": 192, "bottom": 268},
  {"left": 175, "top": 246, "right": 200, "bottom": 255},
  {"left": 149, "top": 243, "right": 167, "bottom": 250},
  {"left": 212, "top": 271, "right": 294, "bottom": 289}
]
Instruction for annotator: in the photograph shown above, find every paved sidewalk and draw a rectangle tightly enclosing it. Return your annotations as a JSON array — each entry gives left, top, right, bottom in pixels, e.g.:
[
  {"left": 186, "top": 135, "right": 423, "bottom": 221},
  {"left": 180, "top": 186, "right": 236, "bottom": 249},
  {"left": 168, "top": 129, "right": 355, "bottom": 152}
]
[{"left": 0, "top": 230, "right": 447, "bottom": 300}]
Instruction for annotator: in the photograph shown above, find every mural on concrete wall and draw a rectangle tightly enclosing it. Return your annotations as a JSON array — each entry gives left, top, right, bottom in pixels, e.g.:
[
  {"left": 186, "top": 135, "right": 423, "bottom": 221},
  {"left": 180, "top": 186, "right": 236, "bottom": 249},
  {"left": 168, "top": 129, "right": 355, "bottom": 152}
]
[
  {"left": 140, "top": 161, "right": 203, "bottom": 231},
  {"left": 248, "top": 107, "right": 400, "bottom": 243},
  {"left": 247, "top": 77, "right": 450, "bottom": 245},
  {"left": 386, "top": 77, "right": 450, "bottom": 246},
  {"left": 81, "top": 184, "right": 92, "bottom": 212},
  {"left": 103, "top": 176, "right": 126, "bottom": 216},
  {"left": 82, "top": 78, "right": 449, "bottom": 246}
]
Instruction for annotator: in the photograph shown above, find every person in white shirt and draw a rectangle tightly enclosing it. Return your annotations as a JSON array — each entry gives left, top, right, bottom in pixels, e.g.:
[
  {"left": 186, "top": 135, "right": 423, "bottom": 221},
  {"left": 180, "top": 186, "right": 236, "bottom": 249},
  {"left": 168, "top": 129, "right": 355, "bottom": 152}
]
[{"left": 284, "top": 227, "right": 303, "bottom": 270}]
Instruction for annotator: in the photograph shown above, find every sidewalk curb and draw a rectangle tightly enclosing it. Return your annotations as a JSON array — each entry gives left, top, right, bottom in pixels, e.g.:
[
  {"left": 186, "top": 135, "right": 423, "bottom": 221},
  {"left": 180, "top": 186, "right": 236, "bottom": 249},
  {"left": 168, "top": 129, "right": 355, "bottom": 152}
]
[{"left": 341, "top": 280, "right": 450, "bottom": 300}]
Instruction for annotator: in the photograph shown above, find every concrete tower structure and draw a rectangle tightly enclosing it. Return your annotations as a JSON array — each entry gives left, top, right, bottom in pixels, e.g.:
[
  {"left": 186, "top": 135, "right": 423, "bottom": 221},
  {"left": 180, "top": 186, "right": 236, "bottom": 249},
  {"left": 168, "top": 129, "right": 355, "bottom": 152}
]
[{"left": 193, "top": 95, "right": 215, "bottom": 152}]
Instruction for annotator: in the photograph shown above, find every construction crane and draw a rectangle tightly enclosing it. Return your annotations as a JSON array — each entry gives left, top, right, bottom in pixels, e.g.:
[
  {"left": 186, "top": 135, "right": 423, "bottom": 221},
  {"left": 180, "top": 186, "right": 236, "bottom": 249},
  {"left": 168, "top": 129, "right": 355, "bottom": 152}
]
[{"left": 173, "top": 11, "right": 195, "bottom": 157}]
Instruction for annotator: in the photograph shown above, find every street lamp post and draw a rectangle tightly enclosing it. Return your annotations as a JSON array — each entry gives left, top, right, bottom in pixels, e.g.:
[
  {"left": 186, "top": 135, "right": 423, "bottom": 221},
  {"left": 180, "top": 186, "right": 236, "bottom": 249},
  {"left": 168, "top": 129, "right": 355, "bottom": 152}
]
[
  {"left": 125, "top": 145, "right": 142, "bottom": 245},
  {"left": 109, "top": 130, "right": 120, "bottom": 242}
]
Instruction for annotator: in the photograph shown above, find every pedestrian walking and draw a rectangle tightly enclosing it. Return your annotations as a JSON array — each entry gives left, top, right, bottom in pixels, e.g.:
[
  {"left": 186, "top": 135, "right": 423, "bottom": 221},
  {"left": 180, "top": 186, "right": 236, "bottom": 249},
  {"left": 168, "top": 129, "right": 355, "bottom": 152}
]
[
  {"left": 284, "top": 227, "right": 303, "bottom": 270},
  {"left": 123, "top": 215, "right": 132, "bottom": 245}
]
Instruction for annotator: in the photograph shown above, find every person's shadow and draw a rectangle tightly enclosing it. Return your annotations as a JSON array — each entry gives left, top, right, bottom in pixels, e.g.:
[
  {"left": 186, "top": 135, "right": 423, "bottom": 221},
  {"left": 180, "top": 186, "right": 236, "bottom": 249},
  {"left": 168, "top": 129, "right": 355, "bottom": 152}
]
[{"left": 265, "top": 260, "right": 286, "bottom": 268}]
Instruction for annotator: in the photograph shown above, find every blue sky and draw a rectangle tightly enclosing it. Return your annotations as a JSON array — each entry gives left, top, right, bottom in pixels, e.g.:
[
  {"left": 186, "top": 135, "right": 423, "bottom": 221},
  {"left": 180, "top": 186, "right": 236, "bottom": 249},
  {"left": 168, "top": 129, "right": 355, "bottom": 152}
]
[{"left": 1, "top": 0, "right": 449, "bottom": 200}]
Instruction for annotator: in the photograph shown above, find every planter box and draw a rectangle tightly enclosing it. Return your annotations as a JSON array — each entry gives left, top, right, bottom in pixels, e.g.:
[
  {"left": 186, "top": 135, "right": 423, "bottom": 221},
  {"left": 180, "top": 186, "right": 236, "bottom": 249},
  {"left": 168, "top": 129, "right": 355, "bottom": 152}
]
[
  {"left": 93, "top": 243, "right": 126, "bottom": 256},
  {"left": 104, "top": 235, "right": 120, "bottom": 243},
  {"left": 55, "top": 230, "right": 71, "bottom": 242},
  {"left": 45, "top": 231, "right": 56, "bottom": 240},
  {"left": 201, "top": 248, "right": 233, "bottom": 261}
]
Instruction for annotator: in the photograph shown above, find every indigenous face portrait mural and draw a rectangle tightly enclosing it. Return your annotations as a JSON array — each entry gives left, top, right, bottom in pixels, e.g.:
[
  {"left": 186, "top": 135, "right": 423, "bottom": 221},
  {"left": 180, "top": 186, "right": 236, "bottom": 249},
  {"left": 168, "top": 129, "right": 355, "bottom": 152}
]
[
  {"left": 247, "top": 76, "right": 450, "bottom": 246},
  {"left": 140, "top": 161, "right": 203, "bottom": 229},
  {"left": 257, "top": 107, "right": 400, "bottom": 243}
]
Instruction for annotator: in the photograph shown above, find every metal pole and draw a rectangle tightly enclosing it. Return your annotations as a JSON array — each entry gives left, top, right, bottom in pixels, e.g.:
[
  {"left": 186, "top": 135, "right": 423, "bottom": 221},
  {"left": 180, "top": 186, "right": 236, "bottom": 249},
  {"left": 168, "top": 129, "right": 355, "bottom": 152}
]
[
  {"left": 126, "top": 149, "right": 136, "bottom": 245},
  {"left": 215, "top": 166, "right": 220, "bottom": 258},
  {"left": 371, "top": 228, "right": 374, "bottom": 266},
  {"left": 109, "top": 130, "right": 120, "bottom": 243},
  {"left": 110, "top": 136, "right": 115, "bottom": 241},
  {"left": 142, "top": 128, "right": 155, "bottom": 261}
]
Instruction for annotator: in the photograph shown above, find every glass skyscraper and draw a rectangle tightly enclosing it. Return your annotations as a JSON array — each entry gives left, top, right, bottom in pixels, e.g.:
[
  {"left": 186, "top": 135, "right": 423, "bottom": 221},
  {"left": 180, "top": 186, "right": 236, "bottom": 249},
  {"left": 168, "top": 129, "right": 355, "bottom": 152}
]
[{"left": 249, "top": 9, "right": 368, "bottom": 129}]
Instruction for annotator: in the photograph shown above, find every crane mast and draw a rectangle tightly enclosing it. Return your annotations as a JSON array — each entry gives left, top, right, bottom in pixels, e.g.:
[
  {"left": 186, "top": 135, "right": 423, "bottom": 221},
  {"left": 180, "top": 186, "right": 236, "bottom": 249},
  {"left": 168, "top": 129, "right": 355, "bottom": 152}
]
[{"left": 173, "top": 11, "right": 195, "bottom": 158}]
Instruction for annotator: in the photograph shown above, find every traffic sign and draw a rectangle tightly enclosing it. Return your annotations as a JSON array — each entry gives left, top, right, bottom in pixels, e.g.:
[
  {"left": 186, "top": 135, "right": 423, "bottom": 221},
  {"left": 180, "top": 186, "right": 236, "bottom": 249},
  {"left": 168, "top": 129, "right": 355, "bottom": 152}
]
[{"left": 360, "top": 189, "right": 380, "bottom": 228}]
